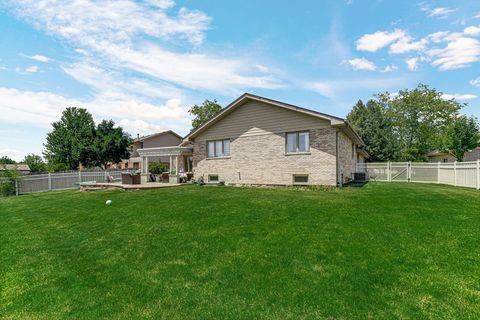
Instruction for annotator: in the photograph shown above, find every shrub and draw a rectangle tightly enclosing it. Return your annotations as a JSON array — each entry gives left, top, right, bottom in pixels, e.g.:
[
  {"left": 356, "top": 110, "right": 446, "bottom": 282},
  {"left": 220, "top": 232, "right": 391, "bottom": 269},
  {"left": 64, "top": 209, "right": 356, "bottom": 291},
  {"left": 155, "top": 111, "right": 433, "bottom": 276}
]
[
  {"left": 0, "top": 165, "right": 21, "bottom": 196},
  {"left": 149, "top": 161, "right": 168, "bottom": 174}
]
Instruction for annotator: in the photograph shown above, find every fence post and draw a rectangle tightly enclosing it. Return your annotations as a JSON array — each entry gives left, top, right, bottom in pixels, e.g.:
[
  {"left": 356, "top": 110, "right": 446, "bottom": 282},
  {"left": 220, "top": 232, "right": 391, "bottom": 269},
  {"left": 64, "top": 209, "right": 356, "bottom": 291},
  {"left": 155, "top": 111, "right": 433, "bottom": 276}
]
[
  {"left": 437, "top": 162, "right": 440, "bottom": 184},
  {"left": 78, "top": 170, "right": 81, "bottom": 183},
  {"left": 48, "top": 172, "right": 52, "bottom": 191},
  {"left": 388, "top": 161, "right": 391, "bottom": 182},
  {"left": 454, "top": 161, "right": 457, "bottom": 187},
  {"left": 477, "top": 160, "right": 479, "bottom": 190},
  {"left": 104, "top": 170, "right": 108, "bottom": 182},
  {"left": 15, "top": 178, "right": 19, "bottom": 196},
  {"left": 408, "top": 161, "right": 412, "bottom": 182}
]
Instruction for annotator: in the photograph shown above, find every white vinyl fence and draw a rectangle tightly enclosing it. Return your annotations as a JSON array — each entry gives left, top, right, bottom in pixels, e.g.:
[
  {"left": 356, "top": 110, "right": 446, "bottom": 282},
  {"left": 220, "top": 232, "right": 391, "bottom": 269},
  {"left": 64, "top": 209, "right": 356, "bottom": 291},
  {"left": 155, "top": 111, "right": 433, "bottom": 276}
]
[
  {"left": 357, "top": 161, "right": 480, "bottom": 190},
  {"left": 15, "top": 169, "right": 137, "bottom": 195}
]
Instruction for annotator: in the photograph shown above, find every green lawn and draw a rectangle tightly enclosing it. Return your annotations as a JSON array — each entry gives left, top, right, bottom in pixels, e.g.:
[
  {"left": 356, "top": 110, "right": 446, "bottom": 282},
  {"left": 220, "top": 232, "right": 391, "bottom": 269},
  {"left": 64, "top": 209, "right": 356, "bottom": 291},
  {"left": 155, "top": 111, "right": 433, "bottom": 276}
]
[{"left": 1, "top": 183, "right": 479, "bottom": 319}]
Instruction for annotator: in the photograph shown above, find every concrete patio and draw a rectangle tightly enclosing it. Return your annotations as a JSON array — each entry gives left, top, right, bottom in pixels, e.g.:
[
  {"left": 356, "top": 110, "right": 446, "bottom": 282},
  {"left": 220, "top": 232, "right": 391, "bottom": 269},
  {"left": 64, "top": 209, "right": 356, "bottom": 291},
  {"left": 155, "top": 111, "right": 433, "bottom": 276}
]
[{"left": 80, "top": 182, "right": 183, "bottom": 191}]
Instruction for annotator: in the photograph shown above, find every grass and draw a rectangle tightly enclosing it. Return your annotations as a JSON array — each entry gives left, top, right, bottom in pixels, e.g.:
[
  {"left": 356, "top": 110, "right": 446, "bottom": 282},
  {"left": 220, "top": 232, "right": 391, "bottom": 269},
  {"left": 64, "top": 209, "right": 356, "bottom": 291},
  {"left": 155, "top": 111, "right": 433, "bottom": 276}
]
[{"left": 1, "top": 183, "right": 479, "bottom": 319}]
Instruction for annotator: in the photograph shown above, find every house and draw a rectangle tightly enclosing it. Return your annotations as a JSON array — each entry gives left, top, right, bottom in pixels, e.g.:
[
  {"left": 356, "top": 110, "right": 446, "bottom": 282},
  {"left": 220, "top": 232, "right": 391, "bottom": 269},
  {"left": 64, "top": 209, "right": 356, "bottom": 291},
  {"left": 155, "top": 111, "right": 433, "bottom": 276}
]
[
  {"left": 0, "top": 164, "right": 31, "bottom": 174},
  {"left": 427, "top": 147, "right": 480, "bottom": 163},
  {"left": 112, "top": 130, "right": 183, "bottom": 170},
  {"left": 137, "top": 93, "right": 367, "bottom": 186}
]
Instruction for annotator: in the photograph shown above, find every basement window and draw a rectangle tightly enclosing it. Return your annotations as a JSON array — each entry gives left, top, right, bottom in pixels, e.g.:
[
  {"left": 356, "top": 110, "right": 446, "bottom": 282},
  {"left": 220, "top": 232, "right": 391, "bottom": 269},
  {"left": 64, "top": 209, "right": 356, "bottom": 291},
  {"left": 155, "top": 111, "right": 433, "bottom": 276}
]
[
  {"left": 208, "top": 174, "right": 219, "bottom": 182},
  {"left": 293, "top": 174, "right": 309, "bottom": 185}
]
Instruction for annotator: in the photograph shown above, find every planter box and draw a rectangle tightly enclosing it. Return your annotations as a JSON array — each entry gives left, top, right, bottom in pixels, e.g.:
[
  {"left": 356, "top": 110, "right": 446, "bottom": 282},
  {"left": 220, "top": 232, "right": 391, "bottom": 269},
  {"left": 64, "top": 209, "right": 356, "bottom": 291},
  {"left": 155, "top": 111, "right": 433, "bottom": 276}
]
[{"left": 169, "top": 175, "right": 179, "bottom": 184}]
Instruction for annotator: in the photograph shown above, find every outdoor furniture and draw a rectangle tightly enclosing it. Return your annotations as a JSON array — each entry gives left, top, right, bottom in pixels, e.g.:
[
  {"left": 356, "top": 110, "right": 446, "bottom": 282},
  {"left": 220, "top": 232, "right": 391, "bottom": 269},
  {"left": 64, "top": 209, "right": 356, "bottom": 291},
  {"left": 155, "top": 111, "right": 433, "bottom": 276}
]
[
  {"left": 122, "top": 172, "right": 141, "bottom": 185},
  {"left": 179, "top": 171, "right": 188, "bottom": 183},
  {"left": 161, "top": 172, "right": 169, "bottom": 182}
]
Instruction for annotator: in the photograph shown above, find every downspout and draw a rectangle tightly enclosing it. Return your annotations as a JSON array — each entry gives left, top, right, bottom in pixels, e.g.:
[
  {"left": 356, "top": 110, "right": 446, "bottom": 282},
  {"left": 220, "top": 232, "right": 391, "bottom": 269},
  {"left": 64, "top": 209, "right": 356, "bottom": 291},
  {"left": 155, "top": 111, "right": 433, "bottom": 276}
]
[{"left": 335, "top": 130, "right": 339, "bottom": 186}]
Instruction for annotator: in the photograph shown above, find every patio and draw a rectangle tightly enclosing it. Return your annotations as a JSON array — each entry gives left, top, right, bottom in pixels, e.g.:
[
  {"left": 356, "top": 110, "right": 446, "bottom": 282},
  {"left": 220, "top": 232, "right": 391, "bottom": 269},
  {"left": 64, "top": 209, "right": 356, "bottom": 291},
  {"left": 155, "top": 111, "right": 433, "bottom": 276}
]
[
  {"left": 137, "top": 145, "right": 193, "bottom": 184},
  {"left": 80, "top": 182, "right": 182, "bottom": 191}
]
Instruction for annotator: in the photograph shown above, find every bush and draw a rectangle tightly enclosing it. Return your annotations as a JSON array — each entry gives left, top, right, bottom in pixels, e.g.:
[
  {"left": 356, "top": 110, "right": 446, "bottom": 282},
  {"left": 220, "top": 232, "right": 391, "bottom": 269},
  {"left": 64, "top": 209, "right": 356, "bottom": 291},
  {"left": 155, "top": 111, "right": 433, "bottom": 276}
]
[
  {"left": 148, "top": 161, "right": 168, "bottom": 174},
  {"left": 0, "top": 165, "right": 21, "bottom": 196}
]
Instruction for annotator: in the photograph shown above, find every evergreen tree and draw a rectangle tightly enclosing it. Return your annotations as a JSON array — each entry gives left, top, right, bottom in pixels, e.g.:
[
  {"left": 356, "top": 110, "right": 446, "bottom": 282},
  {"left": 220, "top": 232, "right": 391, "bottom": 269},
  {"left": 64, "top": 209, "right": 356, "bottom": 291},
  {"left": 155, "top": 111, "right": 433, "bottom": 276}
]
[{"left": 347, "top": 99, "right": 398, "bottom": 161}]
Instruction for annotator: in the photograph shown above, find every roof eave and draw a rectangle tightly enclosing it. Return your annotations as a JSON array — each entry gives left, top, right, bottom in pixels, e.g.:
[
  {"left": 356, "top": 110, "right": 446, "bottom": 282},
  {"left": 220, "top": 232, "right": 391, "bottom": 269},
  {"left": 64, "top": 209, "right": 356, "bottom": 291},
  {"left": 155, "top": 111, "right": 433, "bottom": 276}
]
[{"left": 185, "top": 93, "right": 346, "bottom": 141}]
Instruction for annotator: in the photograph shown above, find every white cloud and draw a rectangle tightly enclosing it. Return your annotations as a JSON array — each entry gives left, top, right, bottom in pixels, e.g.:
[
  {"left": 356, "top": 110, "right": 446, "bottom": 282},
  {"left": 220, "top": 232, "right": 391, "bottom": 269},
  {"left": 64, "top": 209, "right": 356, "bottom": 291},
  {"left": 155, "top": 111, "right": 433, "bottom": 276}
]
[
  {"left": 145, "top": 0, "right": 175, "bottom": 10},
  {"left": 427, "top": 31, "right": 452, "bottom": 43},
  {"left": 4, "top": 0, "right": 282, "bottom": 94},
  {"left": 25, "top": 65, "right": 39, "bottom": 73},
  {"left": 475, "top": 12, "right": 480, "bottom": 19},
  {"left": 442, "top": 93, "right": 478, "bottom": 100},
  {"left": 62, "top": 62, "right": 182, "bottom": 100},
  {"left": 470, "top": 77, "right": 480, "bottom": 87},
  {"left": 345, "top": 57, "right": 377, "bottom": 71},
  {"left": 464, "top": 25, "right": 480, "bottom": 36},
  {"left": 0, "top": 87, "right": 191, "bottom": 135},
  {"left": 421, "top": 6, "right": 457, "bottom": 18},
  {"left": 389, "top": 36, "right": 428, "bottom": 54},
  {"left": 405, "top": 57, "right": 420, "bottom": 71},
  {"left": 16, "top": 65, "right": 40, "bottom": 74},
  {"left": 427, "top": 37, "right": 480, "bottom": 70},
  {"left": 356, "top": 29, "right": 406, "bottom": 52},
  {"left": 6, "top": 0, "right": 211, "bottom": 46},
  {"left": 254, "top": 64, "right": 270, "bottom": 73},
  {"left": 21, "top": 53, "right": 51, "bottom": 62},
  {"left": 380, "top": 65, "right": 398, "bottom": 73}
]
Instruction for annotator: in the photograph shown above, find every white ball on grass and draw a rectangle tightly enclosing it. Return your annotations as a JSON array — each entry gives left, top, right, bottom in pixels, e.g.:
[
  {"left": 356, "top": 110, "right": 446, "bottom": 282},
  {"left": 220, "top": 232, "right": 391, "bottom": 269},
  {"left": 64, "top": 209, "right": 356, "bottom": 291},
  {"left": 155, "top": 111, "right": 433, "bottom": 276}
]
[{"left": 106, "top": 200, "right": 112, "bottom": 206}]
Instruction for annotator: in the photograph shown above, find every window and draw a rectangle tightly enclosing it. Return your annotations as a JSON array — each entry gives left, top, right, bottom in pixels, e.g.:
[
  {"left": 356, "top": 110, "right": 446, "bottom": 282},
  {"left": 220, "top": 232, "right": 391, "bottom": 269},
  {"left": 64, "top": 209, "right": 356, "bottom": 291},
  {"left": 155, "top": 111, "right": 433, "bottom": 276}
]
[
  {"left": 293, "top": 174, "right": 309, "bottom": 185},
  {"left": 352, "top": 143, "right": 355, "bottom": 160},
  {"left": 286, "top": 131, "right": 310, "bottom": 154},
  {"left": 207, "top": 139, "right": 231, "bottom": 158},
  {"left": 208, "top": 174, "right": 219, "bottom": 182}
]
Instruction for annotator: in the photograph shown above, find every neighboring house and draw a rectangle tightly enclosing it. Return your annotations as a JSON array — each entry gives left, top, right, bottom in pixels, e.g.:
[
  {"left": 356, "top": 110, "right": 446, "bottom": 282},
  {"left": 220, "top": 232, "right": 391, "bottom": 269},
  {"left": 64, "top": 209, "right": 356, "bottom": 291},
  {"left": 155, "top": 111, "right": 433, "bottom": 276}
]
[
  {"left": 0, "top": 164, "right": 31, "bottom": 174},
  {"left": 427, "top": 147, "right": 480, "bottom": 163},
  {"left": 112, "top": 130, "right": 183, "bottom": 170},
  {"left": 137, "top": 93, "right": 367, "bottom": 186}
]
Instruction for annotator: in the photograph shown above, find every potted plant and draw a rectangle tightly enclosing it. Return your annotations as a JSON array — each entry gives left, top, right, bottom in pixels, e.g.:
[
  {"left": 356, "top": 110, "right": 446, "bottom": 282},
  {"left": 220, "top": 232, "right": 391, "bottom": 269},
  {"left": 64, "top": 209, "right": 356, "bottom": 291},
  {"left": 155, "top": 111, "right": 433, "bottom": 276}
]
[{"left": 148, "top": 161, "right": 167, "bottom": 182}]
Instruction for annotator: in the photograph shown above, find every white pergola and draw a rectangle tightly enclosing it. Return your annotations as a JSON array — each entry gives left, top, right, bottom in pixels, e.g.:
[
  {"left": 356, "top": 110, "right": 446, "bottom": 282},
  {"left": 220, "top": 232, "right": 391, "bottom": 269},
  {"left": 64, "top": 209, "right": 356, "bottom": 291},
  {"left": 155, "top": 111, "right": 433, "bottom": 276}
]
[{"left": 137, "top": 146, "right": 193, "bottom": 176}]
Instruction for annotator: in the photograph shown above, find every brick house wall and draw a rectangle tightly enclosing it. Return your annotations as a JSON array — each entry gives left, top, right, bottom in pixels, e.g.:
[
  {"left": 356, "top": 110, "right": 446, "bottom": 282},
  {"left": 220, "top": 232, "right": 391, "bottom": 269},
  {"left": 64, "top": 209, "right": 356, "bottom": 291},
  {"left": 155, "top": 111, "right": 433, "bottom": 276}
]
[
  {"left": 337, "top": 131, "right": 357, "bottom": 183},
  {"left": 193, "top": 127, "right": 338, "bottom": 186}
]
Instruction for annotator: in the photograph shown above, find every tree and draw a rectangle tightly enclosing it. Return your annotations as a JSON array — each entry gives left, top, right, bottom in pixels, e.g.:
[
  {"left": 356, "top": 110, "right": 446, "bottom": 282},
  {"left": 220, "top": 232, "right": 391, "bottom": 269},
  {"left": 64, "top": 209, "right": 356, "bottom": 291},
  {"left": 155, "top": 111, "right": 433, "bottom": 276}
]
[
  {"left": 46, "top": 162, "right": 71, "bottom": 173},
  {"left": 347, "top": 99, "right": 399, "bottom": 162},
  {"left": 389, "top": 84, "right": 461, "bottom": 161},
  {"left": 0, "top": 156, "right": 16, "bottom": 164},
  {"left": 444, "top": 116, "right": 480, "bottom": 161},
  {"left": 0, "top": 165, "right": 21, "bottom": 196},
  {"left": 92, "top": 120, "right": 132, "bottom": 169},
  {"left": 189, "top": 99, "right": 222, "bottom": 130},
  {"left": 22, "top": 154, "right": 47, "bottom": 173},
  {"left": 44, "top": 107, "right": 96, "bottom": 170}
]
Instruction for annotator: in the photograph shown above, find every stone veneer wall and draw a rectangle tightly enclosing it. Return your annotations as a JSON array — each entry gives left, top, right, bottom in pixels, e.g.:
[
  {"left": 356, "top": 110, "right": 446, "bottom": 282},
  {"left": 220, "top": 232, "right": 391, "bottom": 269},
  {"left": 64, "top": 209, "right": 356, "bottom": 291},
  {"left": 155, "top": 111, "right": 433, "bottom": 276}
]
[
  {"left": 336, "top": 131, "right": 356, "bottom": 183},
  {"left": 192, "top": 128, "right": 338, "bottom": 186}
]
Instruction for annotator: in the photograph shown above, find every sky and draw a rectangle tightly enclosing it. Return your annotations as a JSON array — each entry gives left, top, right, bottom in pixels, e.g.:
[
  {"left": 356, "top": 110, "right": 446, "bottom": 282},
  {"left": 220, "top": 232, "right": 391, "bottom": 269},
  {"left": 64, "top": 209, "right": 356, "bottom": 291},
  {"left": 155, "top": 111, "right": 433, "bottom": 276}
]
[{"left": 0, "top": 0, "right": 480, "bottom": 161}]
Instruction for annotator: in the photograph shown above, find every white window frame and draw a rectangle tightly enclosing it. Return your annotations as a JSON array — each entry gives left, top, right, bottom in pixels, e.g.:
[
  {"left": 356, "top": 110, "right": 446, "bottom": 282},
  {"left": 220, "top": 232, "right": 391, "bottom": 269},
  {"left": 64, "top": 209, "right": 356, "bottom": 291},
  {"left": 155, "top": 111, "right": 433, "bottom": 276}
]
[
  {"left": 286, "top": 131, "right": 310, "bottom": 154},
  {"left": 207, "top": 139, "right": 231, "bottom": 158}
]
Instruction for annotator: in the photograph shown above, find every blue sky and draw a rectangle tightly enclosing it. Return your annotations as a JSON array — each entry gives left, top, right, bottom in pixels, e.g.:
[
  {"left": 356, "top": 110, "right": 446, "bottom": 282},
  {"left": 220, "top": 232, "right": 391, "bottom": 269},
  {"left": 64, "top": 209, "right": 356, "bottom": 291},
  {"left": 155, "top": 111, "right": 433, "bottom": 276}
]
[{"left": 1, "top": 0, "right": 479, "bottom": 161}]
